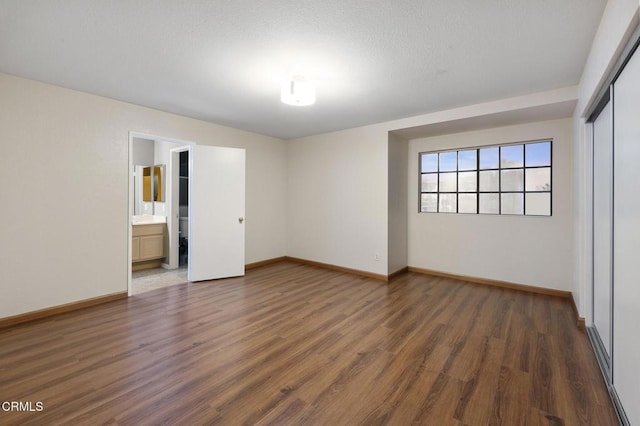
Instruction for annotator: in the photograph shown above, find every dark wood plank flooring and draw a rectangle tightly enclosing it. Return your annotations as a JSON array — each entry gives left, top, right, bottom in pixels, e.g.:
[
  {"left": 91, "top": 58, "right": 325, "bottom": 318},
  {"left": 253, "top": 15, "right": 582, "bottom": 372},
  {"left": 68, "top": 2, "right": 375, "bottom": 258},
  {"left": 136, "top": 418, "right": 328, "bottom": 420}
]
[{"left": 0, "top": 262, "right": 618, "bottom": 425}]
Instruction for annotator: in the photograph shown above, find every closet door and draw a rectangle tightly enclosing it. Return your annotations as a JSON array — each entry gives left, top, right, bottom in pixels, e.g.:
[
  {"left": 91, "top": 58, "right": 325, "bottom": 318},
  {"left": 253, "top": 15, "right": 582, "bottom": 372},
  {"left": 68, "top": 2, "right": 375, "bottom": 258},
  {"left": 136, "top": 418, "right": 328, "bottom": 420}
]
[
  {"left": 592, "top": 99, "right": 612, "bottom": 367},
  {"left": 613, "top": 43, "right": 640, "bottom": 426}
]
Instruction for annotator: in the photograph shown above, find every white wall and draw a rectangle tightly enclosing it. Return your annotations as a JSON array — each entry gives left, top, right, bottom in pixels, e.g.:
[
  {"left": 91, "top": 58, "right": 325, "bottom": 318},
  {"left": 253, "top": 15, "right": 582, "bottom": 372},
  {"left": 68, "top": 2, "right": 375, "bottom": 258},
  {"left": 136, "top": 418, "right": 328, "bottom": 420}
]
[
  {"left": 387, "top": 132, "right": 408, "bottom": 275},
  {"left": 132, "top": 137, "right": 154, "bottom": 166},
  {"left": 408, "top": 119, "right": 574, "bottom": 291},
  {"left": 287, "top": 125, "right": 389, "bottom": 275},
  {"left": 0, "top": 72, "right": 287, "bottom": 319},
  {"left": 152, "top": 139, "right": 183, "bottom": 217},
  {"left": 132, "top": 137, "right": 154, "bottom": 216},
  {"left": 286, "top": 88, "right": 577, "bottom": 279},
  {"left": 573, "top": 0, "right": 639, "bottom": 317}
]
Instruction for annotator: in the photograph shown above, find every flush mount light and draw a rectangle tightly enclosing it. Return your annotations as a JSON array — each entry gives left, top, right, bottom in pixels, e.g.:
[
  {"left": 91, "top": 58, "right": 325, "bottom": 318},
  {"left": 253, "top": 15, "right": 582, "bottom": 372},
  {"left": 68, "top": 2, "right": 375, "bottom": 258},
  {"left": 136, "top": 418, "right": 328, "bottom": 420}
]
[{"left": 280, "top": 75, "right": 316, "bottom": 106}]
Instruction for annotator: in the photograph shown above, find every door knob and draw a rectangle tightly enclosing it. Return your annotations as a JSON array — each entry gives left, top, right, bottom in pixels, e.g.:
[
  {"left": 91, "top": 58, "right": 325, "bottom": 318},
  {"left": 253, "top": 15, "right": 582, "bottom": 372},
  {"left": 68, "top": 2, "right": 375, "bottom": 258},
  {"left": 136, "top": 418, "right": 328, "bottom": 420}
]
[{"left": 239, "top": 217, "right": 244, "bottom": 224}]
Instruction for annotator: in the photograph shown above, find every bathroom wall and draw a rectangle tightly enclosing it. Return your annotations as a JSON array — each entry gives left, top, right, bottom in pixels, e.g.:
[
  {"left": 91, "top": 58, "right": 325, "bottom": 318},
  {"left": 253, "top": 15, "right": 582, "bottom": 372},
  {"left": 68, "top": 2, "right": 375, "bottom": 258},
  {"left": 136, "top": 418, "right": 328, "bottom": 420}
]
[
  {"left": 131, "top": 138, "right": 183, "bottom": 217},
  {"left": 132, "top": 137, "right": 154, "bottom": 166},
  {"left": 152, "top": 139, "right": 183, "bottom": 217},
  {"left": 132, "top": 137, "right": 156, "bottom": 215}
]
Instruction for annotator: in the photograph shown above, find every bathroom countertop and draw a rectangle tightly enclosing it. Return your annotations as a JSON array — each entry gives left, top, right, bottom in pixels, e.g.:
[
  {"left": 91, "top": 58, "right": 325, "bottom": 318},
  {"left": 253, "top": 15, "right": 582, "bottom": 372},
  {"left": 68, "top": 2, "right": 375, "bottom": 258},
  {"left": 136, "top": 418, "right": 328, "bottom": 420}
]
[{"left": 132, "top": 215, "right": 166, "bottom": 225}]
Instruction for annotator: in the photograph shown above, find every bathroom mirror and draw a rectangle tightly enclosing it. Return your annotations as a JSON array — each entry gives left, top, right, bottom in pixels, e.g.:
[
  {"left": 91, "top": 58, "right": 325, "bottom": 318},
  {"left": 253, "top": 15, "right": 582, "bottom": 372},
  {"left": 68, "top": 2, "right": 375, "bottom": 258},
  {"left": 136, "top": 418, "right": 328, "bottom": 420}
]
[
  {"left": 134, "top": 164, "right": 165, "bottom": 215},
  {"left": 154, "top": 166, "right": 163, "bottom": 202},
  {"left": 142, "top": 167, "right": 152, "bottom": 201},
  {"left": 142, "top": 165, "right": 164, "bottom": 202}
]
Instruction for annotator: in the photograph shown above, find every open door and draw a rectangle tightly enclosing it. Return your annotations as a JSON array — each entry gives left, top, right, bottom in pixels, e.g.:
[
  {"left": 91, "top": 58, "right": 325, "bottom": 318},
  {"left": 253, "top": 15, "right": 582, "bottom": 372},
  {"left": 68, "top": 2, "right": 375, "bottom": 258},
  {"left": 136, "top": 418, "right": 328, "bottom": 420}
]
[{"left": 189, "top": 145, "right": 245, "bottom": 281}]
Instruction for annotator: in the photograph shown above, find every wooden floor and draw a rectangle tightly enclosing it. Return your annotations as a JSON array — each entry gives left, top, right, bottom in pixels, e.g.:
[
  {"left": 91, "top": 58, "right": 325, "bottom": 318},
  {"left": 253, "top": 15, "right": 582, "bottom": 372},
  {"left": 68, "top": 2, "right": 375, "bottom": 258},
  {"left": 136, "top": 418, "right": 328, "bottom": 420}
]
[{"left": 0, "top": 262, "right": 617, "bottom": 425}]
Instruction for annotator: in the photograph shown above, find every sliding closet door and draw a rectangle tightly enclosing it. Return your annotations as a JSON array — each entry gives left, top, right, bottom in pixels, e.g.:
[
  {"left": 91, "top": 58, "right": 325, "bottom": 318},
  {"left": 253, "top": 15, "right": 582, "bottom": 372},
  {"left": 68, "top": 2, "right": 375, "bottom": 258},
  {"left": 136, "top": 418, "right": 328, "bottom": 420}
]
[
  {"left": 613, "top": 43, "right": 640, "bottom": 426},
  {"left": 592, "top": 100, "right": 612, "bottom": 366}
]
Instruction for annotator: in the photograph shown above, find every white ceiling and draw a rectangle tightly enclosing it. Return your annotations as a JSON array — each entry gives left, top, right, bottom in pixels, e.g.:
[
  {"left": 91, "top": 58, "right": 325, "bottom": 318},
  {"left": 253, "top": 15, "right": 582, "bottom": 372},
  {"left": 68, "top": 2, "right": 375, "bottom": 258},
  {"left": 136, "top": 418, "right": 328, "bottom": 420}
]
[{"left": 0, "top": 1, "right": 606, "bottom": 140}]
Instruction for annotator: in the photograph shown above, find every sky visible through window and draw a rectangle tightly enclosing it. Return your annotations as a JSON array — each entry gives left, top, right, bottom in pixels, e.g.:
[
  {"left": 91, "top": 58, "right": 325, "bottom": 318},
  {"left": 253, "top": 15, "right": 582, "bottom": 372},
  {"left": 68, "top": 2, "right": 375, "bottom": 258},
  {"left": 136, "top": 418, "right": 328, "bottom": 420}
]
[
  {"left": 525, "top": 142, "right": 551, "bottom": 166},
  {"left": 421, "top": 142, "right": 551, "bottom": 171}
]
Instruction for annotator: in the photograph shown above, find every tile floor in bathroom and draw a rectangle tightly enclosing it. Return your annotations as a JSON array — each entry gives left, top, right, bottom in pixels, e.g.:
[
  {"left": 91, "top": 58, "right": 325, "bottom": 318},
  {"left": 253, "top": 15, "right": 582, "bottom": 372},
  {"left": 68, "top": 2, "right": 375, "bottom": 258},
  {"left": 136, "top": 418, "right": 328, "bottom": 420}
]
[{"left": 132, "top": 266, "right": 188, "bottom": 295}]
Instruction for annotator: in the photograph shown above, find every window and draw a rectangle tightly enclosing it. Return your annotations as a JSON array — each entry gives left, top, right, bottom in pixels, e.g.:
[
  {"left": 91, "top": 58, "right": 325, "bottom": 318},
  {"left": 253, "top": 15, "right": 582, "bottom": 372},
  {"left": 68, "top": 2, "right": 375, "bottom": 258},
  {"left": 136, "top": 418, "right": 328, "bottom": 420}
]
[{"left": 419, "top": 140, "right": 551, "bottom": 216}]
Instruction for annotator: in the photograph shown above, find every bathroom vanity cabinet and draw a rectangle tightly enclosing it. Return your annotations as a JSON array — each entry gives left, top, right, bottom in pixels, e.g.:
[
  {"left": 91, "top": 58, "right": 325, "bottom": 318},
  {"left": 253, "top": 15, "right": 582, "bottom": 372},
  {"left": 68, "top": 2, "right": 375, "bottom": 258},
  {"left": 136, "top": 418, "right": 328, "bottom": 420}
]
[{"left": 132, "top": 223, "right": 166, "bottom": 271}]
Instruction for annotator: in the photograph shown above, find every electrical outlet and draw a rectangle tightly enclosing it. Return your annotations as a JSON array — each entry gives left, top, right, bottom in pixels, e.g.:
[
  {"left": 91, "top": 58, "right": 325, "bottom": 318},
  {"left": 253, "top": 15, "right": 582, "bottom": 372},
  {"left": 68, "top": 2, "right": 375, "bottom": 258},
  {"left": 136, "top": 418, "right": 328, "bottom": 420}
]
[{"left": 374, "top": 253, "right": 380, "bottom": 261}]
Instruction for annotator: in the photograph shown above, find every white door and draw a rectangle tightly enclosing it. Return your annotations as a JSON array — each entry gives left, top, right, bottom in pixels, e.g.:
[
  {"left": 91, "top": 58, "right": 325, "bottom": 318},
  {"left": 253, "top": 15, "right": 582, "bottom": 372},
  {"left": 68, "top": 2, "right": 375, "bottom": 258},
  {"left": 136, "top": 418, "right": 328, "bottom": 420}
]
[{"left": 189, "top": 145, "right": 245, "bottom": 281}]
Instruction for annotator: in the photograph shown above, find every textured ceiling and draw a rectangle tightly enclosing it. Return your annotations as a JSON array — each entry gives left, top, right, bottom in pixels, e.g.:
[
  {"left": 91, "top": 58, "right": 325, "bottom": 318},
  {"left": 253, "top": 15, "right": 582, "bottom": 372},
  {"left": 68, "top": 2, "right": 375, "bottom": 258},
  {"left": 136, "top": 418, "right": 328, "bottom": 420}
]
[{"left": 0, "top": 1, "right": 606, "bottom": 139}]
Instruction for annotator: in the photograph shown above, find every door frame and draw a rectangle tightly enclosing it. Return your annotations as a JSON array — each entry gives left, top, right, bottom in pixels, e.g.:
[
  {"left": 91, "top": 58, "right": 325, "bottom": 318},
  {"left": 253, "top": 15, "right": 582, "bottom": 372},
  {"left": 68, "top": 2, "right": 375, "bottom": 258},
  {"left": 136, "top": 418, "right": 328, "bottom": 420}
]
[
  {"left": 128, "top": 132, "right": 195, "bottom": 296},
  {"left": 168, "top": 145, "right": 191, "bottom": 270},
  {"left": 588, "top": 95, "right": 613, "bottom": 381}
]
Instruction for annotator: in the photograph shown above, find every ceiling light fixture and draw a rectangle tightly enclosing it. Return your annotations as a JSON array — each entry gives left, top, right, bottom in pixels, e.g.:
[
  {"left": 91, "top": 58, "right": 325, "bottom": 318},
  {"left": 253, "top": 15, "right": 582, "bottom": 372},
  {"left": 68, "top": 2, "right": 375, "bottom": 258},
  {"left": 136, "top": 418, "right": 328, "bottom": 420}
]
[{"left": 280, "top": 75, "right": 316, "bottom": 106}]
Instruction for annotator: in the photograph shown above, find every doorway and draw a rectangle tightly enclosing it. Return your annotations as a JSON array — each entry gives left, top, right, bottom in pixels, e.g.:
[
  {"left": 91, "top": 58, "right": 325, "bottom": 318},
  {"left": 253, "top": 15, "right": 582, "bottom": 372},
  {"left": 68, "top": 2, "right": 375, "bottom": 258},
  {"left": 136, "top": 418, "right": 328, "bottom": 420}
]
[
  {"left": 129, "top": 134, "right": 192, "bottom": 295},
  {"left": 128, "top": 132, "right": 247, "bottom": 296}
]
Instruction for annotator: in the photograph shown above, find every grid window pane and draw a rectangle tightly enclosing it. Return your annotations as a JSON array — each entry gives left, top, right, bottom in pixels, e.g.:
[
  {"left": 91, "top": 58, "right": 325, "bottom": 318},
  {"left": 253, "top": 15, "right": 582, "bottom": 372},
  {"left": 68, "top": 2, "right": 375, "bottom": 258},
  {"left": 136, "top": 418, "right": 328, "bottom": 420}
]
[
  {"left": 421, "top": 153, "right": 438, "bottom": 172},
  {"left": 501, "top": 145, "right": 524, "bottom": 168},
  {"left": 421, "top": 173, "right": 438, "bottom": 192},
  {"left": 525, "top": 193, "right": 551, "bottom": 216},
  {"left": 501, "top": 169, "right": 524, "bottom": 191},
  {"left": 480, "top": 147, "right": 499, "bottom": 169},
  {"left": 479, "top": 170, "right": 499, "bottom": 191},
  {"left": 525, "top": 142, "right": 551, "bottom": 167},
  {"left": 419, "top": 140, "right": 551, "bottom": 216},
  {"left": 479, "top": 194, "right": 499, "bottom": 214},
  {"left": 525, "top": 167, "right": 551, "bottom": 191},
  {"left": 458, "top": 171, "right": 477, "bottom": 192},
  {"left": 501, "top": 193, "right": 524, "bottom": 215},
  {"left": 458, "top": 150, "right": 477, "bottom": 171},
  {"left": 459, "top": 194, "right": 477, "bottom": 213},
  {"left": 439, "top": 194, "right": 456, "bottom": 213},
  {"left": 421, "top": 194, "right": 437, "bottom": 212},
  {"left": 439, "top": 151, "right": 457, "bottom": 172},
  {"left": 439, "top": 172, "right": 457, "bottom": 192}
]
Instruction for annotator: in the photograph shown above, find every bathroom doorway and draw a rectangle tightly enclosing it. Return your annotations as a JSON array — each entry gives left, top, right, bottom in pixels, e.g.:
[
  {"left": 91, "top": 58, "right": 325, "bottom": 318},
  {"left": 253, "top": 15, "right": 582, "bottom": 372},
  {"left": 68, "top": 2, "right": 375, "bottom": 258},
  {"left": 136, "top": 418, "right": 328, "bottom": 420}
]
[
  {"left": 128, "top": 132, "right": 246, "bottom": 296},
  {"left": 129, "top": 134, "right": 192, "bottom": 295}
]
